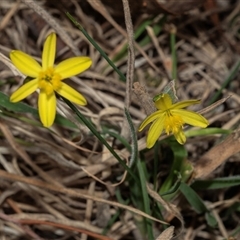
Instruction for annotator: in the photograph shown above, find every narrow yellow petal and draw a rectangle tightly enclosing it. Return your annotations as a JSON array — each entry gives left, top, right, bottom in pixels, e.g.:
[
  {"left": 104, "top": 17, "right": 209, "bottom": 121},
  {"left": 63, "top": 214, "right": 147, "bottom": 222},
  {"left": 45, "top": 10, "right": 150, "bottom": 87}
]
[
  {"left": 10, "top": 51, "right": 41, "bottom": 77},
  {"left": 171, "top": 99, "right": 201, "bottom": 109},
  {"left": 55, "top": 57, "right": 92, "bottom": 79},
  {"left": 155, "top": 94, "right": 172, "bottom": 110},
  {"left": 139, "top": 110, "right": 165, "bottom": 131},
  {"left": 146, "top": 117, "right": 165, "bottom": 148},
  {"left": 56, "top": 82, "right": 87, "bottom": 105},
  {"left": 38, "top": 91, "right": 56, "bottom": 127},
  {"left": 172, "top": 109, "right": 209, "bottom": 128},
  {"left": 174, "top": 130, "right": 186, "bottom": 145},
  {"left": 10, "top": 79, "right": 38, "bottom": 102},
  {"left": 42, "top": 33, "right": 56, "bottom": 70}
]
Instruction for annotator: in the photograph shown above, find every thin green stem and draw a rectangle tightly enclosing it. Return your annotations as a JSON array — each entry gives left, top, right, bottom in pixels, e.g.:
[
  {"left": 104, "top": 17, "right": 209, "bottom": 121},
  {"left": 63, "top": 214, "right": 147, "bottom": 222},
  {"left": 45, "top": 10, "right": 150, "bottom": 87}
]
[
  {"left": 61, "top": 97, "right": 139, "bottom": 183},
  {"left": 137, "top": 159, "right": 154, "bottom": 239},
  {"left": 209, "top": 58, "right": 240, "bottom": 104},
  {"left": 170, "top": 25, "right": 177, "bottom": 81},
  {"left": 124, "top": 108, "right": 138, "bottom": 167},
  {"left": 66, "top": 12, "right": 126, "bottom": 82}
]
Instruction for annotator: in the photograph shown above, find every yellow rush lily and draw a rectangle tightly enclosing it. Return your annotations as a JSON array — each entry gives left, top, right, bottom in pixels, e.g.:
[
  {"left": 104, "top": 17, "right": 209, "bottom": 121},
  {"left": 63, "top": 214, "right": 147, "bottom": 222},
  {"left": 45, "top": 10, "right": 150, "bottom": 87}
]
[
  {"left": 139, "top": 93, "right": 209, "bottom": 148},
  {"left": 10, "top": 32, "right": 92, "bottom": 127}
]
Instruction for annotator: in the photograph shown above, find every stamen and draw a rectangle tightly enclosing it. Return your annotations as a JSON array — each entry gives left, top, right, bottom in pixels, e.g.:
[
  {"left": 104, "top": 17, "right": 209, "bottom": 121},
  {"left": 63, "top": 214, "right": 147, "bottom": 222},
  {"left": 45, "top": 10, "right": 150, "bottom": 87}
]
[
  {"left": 38, "top": 67, "right": 62, "bottom": 95},
  {"left": 164, "top": 111, "right": 184, "bottom": 135}
]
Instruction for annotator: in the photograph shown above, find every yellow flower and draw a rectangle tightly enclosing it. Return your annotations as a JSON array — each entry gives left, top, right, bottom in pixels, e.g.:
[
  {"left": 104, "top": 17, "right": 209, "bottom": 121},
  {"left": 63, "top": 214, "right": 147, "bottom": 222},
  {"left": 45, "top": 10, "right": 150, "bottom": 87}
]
[
  {"left": 139, "top": 93, "right": 209, "bottom": 148},
  {"left": 10, "top": 33, "right": 92, "bottom": 127}
]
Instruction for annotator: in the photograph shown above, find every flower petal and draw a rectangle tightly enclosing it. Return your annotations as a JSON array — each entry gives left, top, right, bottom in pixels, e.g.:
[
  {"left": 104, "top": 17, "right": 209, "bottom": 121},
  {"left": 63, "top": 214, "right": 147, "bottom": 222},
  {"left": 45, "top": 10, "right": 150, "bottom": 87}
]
[
  {"left": 38, "top": 91, "right": 56, "bottom": 127},
  {"left": 139, "top": 110, "right": 165, "bottom": 131},
  {"left": 155, "top": 94, "right": 172, "bottom": 110},
  {"left": 10, "top": 51, "right": 41, "bottom": 77},
  {"left": 10, "top": 79, "right": 38, "bottom": 102},
  {"left": 174, "top": 130, "right": 186, "bottom": 145},
  {"left": 56, "top": 82, "right": 87, "bottom": 105},
  {"left": 172, "top": 109, "right": 209, "bottom": 128},
  {"left": 42, "top": 33, "right": 56, "bottom": 70},
  {"left": 171, "top": 99, "right": 201, "bottom": 109},
  {"left": 146, "top": 117, "right": 165, "bottom": 148},
  {"left": 55, "top": 57, "right": 92, "bottom": 79}
]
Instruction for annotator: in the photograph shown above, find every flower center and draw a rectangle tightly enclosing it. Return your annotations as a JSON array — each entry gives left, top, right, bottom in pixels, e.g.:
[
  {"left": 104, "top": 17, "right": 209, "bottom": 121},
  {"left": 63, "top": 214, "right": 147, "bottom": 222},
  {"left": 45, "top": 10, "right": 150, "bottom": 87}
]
[
  {"left": 38, "top": 67, "right": 62, "bottom": 95},
  {"left": 164, "top": 111, "right": 184, "bottom": 135}
]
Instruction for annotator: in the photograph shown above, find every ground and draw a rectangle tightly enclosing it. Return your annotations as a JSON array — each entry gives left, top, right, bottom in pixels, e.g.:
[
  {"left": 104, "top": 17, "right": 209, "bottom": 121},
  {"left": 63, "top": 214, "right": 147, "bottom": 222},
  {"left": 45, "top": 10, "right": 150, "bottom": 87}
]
[{"left": 0, "top": 0, "right": 240, "bottom": 240}]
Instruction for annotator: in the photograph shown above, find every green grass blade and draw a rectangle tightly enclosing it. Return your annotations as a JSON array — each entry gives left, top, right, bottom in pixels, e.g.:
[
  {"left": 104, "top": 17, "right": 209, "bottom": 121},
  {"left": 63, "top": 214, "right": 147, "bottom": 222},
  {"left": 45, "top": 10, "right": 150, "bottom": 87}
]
[
  {"left": 124, "top": 108, "right": 138, "bottom": 167},
  {"left": 101, "top": 128, "right": 131, "bottom": 151},
  {"left": 170, "top": 26, "right": 177, "bottom": 80},
  {"left": 159, "top": 141, "right": 188, "bottom": 196},
  {"left": 180, "top": 182, "right": 218, "bottom": 228},
  {"left": 192, "top": 175, "right": 240, "bottom": 190},
  {"left": 0, "top": 91, "right": 77, "bottom": 128},
  {"left": 124, "top": 108, "right": 153, "bottom": 237},
  {"left": 153, "top": 141, "right": 161, "bottom": 190},
  {"left": 179, "top": 182, "right": 208, "bottom": 214},
  {"left": 160, "top": 176, "right": 181, "bottom": 197},
  {"left": 102, "top": 188, "right": 130, "bottom": 235},
  {"left": 205, "top": 212, "right": 218, "bottom": 228},
  {"left": 185, "top": 128, "right": 232, "bottom": 137},
  {"left": 112, "top": 18, "right": 153, "bottom": 62},
  {"left": 0, "top": 91, "right": 38, "bottom": 115},
  {"left": 66, "top": 12, "right": 126, "bottom": 82},
  {"left": 229, "top": 226, "right": 240, "bottom": 239},
  {"left": 61, "top": 96, "right": 139, "bottom": 184},
  {"left": 113, "top": 16, "right": 166, "bottom": 62},
  {"left": 209, "top": 58, "right": 240, "bottom": 104},
  {"left": 139, "top": 21, "right": 164, "bottom": 47},
  {"left": 137, "top": 159, "right": 154, "bottom": 239}
]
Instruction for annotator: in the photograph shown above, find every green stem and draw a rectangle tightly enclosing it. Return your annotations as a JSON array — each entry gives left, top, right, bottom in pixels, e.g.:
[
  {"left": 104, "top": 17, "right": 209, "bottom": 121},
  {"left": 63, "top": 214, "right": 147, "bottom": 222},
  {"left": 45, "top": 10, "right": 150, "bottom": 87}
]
[
  {"left": 170, "top": 26, "right": 177, "bottom": 81},
  {"left": 66, "top": 12, "right": 126, "bottom": 81},
  {"left": 137, "top": 159, "right": 154, "bottom": 239},
  {"left": 209, "top": 59, "right": 240, "bottom": 104},
  {"left": 61, "top": 97, "right": 139, "bottom": 184}
]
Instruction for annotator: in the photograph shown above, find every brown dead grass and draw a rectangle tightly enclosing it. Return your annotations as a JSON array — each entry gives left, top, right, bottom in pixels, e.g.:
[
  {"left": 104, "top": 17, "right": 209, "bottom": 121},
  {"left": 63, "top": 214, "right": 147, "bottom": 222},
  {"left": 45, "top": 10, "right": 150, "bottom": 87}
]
[{"left": 0, "top": 0, "right": 240, "bottom": 239}]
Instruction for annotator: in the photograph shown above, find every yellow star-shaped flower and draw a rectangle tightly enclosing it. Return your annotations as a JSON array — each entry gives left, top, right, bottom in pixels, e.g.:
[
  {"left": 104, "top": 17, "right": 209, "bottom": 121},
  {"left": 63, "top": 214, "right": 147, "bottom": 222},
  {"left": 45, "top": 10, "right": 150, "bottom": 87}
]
[
  {"left": 10, "top": 32, "right": 92, "bottom": 127},
  {"left": 139, "top": 93, "right": 209, "bottom": 148}
]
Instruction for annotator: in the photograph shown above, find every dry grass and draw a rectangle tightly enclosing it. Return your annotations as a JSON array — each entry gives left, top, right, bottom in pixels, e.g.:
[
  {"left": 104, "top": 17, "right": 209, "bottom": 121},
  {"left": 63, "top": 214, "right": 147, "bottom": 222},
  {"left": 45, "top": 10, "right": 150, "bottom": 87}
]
[{"left": 0, "top": 0, "right": 240, "bottom": 239}]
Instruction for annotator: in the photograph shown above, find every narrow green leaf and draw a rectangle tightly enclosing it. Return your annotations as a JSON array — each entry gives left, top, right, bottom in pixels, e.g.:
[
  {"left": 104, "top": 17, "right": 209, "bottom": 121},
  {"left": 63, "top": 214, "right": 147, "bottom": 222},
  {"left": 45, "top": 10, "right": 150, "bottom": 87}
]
[
  {"left": 0, "top": 91, "right": 77, "bottom": 128},
  {"left": 209, "top": 58, "right": 240, "bottom": 104},
  {"left": 66, "top": 12, "right": 126, "bottom": 82},
  {"left": 159, "top": 141, "right": 187, "bottom": 196},
  {"left": 0, "top": 91, "right": 38, "bottom": 115},
  {"left": 160, "top": 176, "right": 181, "bottom": 197},
  {"left": 137, "top": 159, "right": 154, "bottom": 239},
  {"left": 205, "top": 212, "right": 218, "bottom": 228},
  {"left": 61, "top": 96, "right": 140, "bottom": 184},
  {"left": 185, "top": 128, "right": 231, "bottom": 137},
  {"left": 101, "top": 128, "right": 131, "bottom": 151},
  {"left": 192, "top": 176, "right": 240, "bottom": 190},
  {"left": 131, "top": 139, "right": 154, "bottom": 235},
  {"left": 170, "top": 27, "right": 177, "bottom": 80},
  {"left": 113, "top": 16, "right": 166, "bottom": 62},
  {"left": 124, "top": 108, "right": 138, "bottom": 167},
  {"left": 179, "top": 182, "right": 208, "bottom": 214}
]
